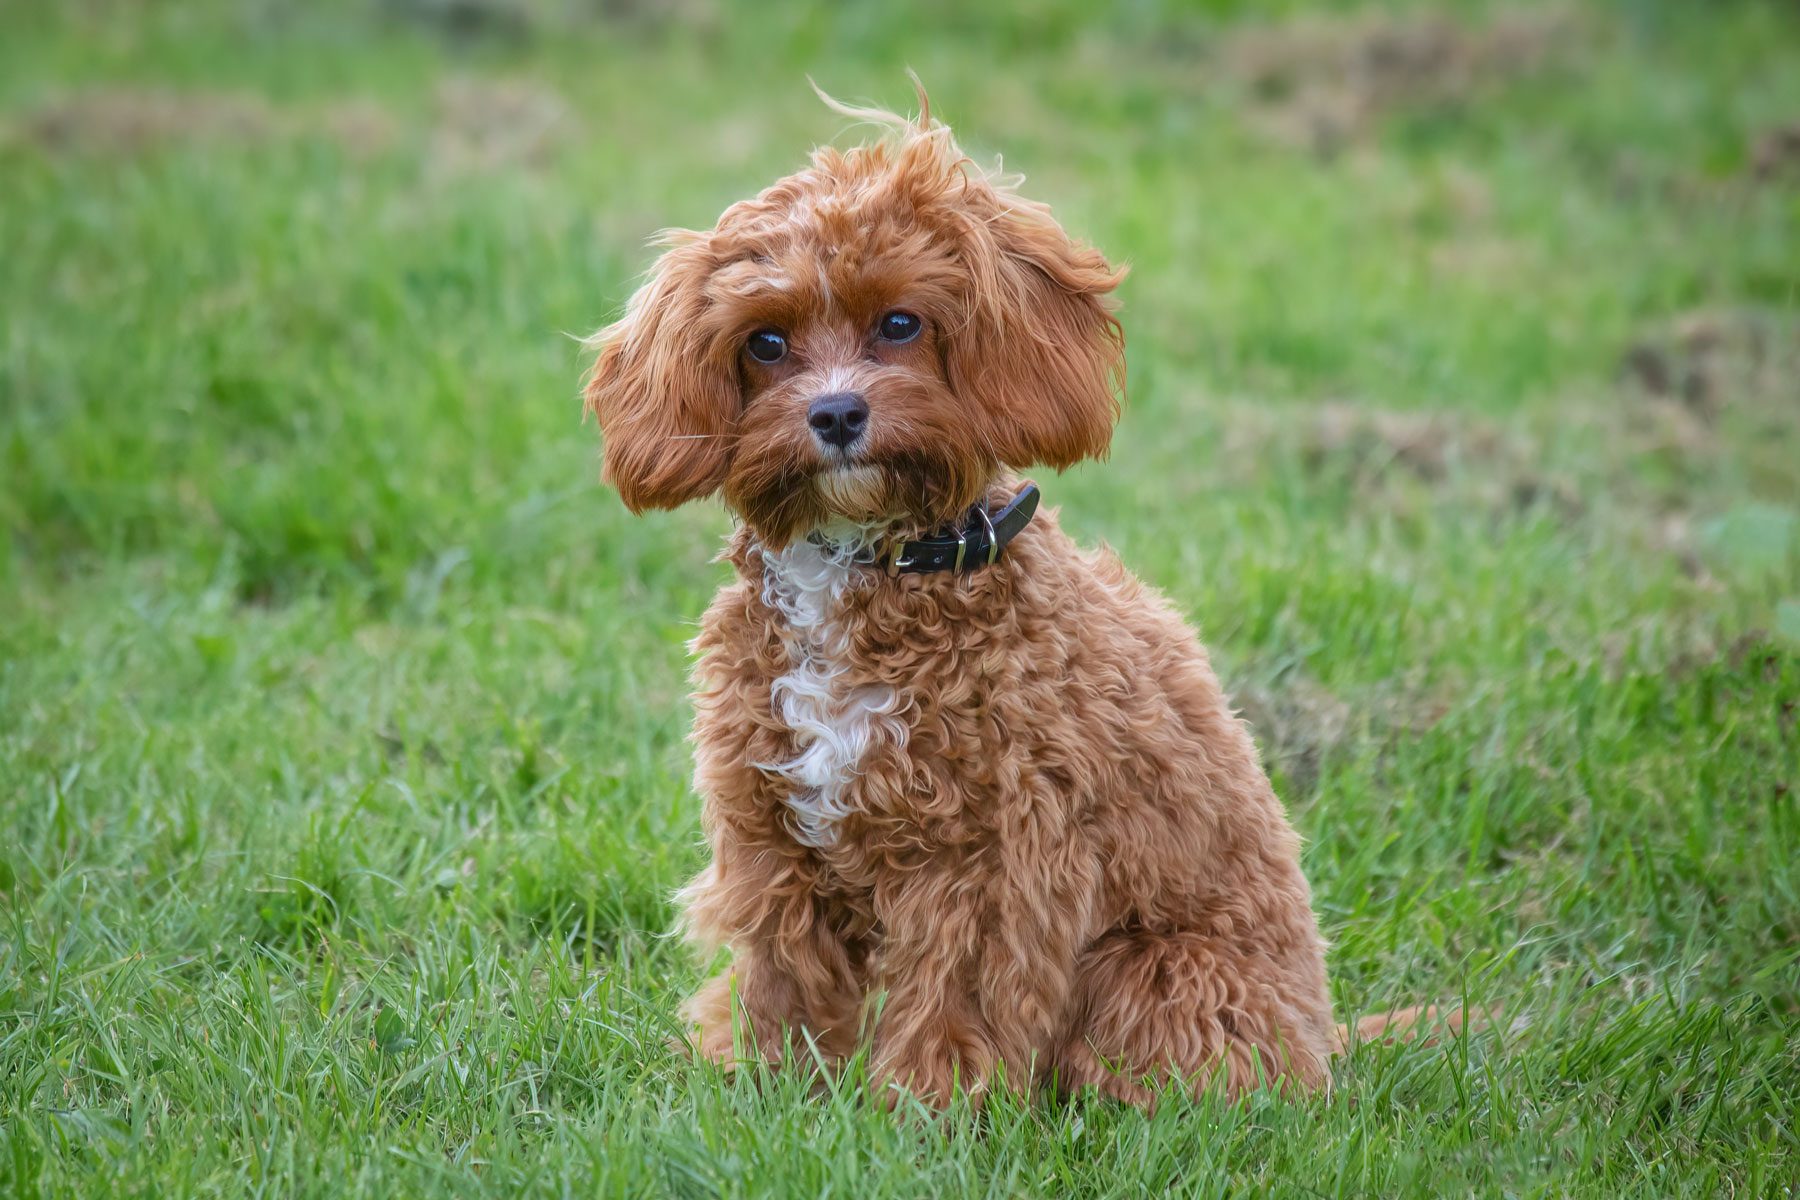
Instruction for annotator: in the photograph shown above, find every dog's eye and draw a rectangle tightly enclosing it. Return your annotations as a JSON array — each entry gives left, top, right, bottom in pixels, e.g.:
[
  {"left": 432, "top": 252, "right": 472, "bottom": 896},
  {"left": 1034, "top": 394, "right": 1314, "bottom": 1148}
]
[
  {"left": 877, "top": 311, "right": 922, "bottom": 343},
  {"left": 746, "top": 329, "right": 788, "bottom": 364}
]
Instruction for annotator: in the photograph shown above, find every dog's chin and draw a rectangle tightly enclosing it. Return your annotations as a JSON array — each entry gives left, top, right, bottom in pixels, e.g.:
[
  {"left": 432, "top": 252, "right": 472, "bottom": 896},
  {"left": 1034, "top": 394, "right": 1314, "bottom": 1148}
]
[
  {"left": 732, "top": 451, "right": 993, "bottom": 548},
  {"left": 812, "top": 463, "right": 895, "bottom": 526}
]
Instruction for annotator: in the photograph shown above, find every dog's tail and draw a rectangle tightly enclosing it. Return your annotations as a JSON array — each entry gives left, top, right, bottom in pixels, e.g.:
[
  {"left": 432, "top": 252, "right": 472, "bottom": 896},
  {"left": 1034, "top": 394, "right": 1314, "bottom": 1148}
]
[{"left": 1332, "top": 1003, "right": 1497, "bottom": 1054}]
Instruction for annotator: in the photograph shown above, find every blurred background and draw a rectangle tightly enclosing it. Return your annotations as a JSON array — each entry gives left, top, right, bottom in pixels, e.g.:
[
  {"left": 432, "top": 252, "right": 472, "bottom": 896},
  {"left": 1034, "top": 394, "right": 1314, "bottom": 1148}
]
[
  {"left": 2, "top": 1, "right": 1797, "bottom": 1195},
  {"left": 4, "top": 0, "right": 1796, "bottom": 607}
]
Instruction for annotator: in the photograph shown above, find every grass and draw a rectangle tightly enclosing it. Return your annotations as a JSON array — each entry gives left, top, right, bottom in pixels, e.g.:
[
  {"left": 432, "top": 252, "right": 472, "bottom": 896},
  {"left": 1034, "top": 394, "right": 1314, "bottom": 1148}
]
[{"left": 2, "top": 0, "right": 1798, "bottom": 1195}]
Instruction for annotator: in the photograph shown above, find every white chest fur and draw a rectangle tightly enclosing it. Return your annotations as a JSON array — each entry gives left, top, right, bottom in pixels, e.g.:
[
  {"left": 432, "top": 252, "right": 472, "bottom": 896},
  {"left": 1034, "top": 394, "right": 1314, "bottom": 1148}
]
[{"left": 757, "top": 531, "right": 904, "bottom": 848}]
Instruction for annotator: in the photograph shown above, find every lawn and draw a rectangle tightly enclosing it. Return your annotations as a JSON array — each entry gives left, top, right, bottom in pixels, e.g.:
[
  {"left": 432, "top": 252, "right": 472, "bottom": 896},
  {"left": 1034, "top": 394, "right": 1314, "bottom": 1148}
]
[{"left": 2, "top": 0, "right": 1798, "bottom": 1195}]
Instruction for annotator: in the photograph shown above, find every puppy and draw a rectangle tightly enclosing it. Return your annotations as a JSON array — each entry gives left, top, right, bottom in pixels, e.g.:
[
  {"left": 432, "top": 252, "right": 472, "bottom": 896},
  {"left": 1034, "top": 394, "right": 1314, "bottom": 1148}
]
[{"left": 584, "top": 89, "right": 1338, "bottom": 1108}]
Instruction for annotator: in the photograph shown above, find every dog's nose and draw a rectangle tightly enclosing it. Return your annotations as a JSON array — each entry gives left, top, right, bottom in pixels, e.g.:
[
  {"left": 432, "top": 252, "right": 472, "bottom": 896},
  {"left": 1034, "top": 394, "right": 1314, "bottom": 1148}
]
[{"left": 807, "top": 392, "right": 869, "bottom": 449}]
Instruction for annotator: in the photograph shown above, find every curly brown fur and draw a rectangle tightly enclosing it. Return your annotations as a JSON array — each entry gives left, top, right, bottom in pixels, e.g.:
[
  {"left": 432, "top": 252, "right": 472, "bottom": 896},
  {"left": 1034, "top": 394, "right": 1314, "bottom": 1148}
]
[{"left": 584, "top": 86, "right": 1349, "bottom": 1107}]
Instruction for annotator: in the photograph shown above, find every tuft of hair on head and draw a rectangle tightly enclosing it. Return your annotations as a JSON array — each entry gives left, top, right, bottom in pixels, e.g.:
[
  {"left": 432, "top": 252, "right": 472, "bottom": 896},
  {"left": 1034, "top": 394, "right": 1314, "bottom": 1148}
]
[
  {"left": 804, "top": 73, "right": 1039, "bottom": 241},
  {"left": 807, "top": 68, "right": 932, "bottom": 136},
  {"left": 805, "top": 72, "right": 998, "bottom": 188}
]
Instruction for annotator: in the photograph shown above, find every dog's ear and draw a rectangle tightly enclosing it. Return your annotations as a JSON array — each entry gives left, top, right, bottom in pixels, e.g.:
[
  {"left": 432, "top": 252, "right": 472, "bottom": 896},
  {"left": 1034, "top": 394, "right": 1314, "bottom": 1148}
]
[
  {"left": 950, "top": 196, "right": 1126, "bottom": 469},
  {"left": 584, "top": 236, "right": 737, "bottom": 511}
]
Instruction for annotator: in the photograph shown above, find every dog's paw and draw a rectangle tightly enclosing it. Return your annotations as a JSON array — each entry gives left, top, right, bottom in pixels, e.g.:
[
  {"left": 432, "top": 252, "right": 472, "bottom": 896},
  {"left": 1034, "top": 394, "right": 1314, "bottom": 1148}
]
[
  {"left": 683, "top": 1019, "right": 785, "bottom": 1073},
  {"left": 872, "top": 1046, "right": 995, "bottom": 1111}
]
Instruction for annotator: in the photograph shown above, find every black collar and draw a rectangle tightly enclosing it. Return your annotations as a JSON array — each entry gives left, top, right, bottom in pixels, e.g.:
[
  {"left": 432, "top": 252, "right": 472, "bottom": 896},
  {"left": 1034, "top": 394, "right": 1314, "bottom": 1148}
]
[{"left": 878, "top": 483, "right": 1040, "bottom": 576}]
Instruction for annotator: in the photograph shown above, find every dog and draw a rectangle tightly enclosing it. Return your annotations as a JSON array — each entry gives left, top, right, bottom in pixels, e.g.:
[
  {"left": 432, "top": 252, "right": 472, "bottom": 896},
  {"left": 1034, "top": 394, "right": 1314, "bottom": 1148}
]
[{"left": 583, "top": 87, "right": 1377, "bottom": 1108}]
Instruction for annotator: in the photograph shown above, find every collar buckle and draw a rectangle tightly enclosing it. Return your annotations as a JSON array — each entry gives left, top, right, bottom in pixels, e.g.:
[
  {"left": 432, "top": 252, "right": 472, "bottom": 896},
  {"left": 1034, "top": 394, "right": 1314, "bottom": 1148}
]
[{"left": 975, "top": 503, "right": 999, "bottom": 565}]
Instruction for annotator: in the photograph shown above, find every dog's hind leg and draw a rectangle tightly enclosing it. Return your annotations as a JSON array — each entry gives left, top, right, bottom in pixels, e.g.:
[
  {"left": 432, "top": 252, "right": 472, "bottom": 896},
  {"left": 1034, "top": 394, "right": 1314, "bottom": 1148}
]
[{"left": 1050, "top": 927, "right": 1336, "bottom": 1107}]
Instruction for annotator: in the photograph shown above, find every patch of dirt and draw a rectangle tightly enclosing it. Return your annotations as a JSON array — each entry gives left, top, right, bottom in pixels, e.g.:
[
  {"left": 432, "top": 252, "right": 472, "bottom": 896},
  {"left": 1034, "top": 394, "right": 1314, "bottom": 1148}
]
[
  {"left": 382, "top": 0, "right": 534, "bottom": 43},
  {"left": 1428, "top": 233, "right": 1533, "bottom": 281},
  {"left": 1223, "top": 7, "right": 1576, "bottom": 154},
  {"left": 1749, "top": 122, "right": 1800, "bottom": 183},
  {"left": 9, "top": 81, "right": 573, "bottom": 171},
  {"left": 1620, "top": 308, "right": 1800, "bottom": 425},
  {"left": 13, "top": 88, "right": 278, "bottom": 154},
  {"left": 1663, "top": 633, "right": 1798, "bottom": 710},
  {"left": 1304, "top": 403, "right": 1459, "bottom": 481},
  {"left": 1217, "top": 400, "right": 1581, "bottom": 523},
  {"left": 1302, "top": 402, "right": 1526, "bottom": 490},
  {"left": 429, "top": 77, "right": 577, "bottom": 173},
  {"left": 1612, "top": 303, "right": 1800, "bottom": 580},
  {"left": 317, "top": 99, "right": 404, "bottom": 160},
  {"left": 382, "top": 0, "right": 721, "bottom": 40},
  {"left": 1231, "top": 666, "right": 1451, "bottom": 798},
  {"left": 1230, "top": 670, "right": 1354, "bottom": 797}
]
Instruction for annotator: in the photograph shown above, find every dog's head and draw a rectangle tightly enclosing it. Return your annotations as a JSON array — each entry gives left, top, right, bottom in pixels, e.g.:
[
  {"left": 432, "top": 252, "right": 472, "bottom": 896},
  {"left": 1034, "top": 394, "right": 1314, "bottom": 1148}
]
[{"left": 584, "top": 86, "right": 1125, "bottom": 544}]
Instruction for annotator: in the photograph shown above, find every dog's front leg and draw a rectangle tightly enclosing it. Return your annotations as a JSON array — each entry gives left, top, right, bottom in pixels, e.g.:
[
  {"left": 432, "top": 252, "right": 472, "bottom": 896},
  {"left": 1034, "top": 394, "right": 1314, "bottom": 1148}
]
[
  {"left": 677, "top": 847, "right": 865, "bottom": 1070},
  {"left": 682, "top": 948, "right": 831, "bottom": 1070},
  {"left": 870, "top": 846, "right": 1094, "bottom": 1107}
]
